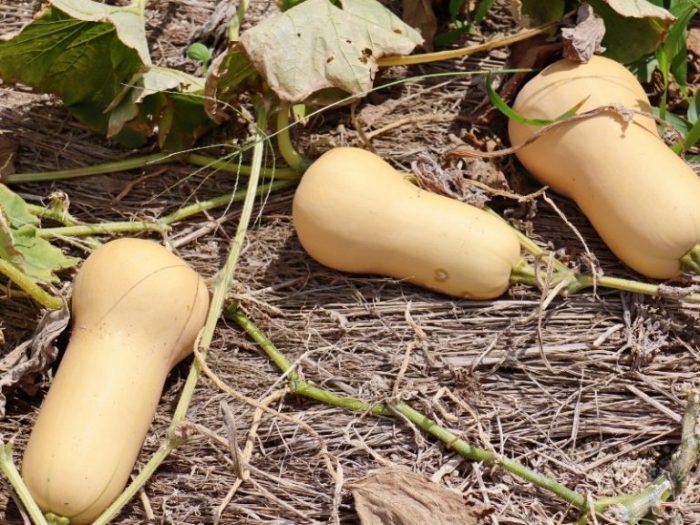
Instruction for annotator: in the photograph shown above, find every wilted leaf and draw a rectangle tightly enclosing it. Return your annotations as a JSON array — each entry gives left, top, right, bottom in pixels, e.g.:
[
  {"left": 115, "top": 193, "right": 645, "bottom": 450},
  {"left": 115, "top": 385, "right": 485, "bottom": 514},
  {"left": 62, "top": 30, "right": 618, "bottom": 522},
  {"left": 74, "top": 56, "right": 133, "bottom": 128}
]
[
  {"left": 402, "top": 0, "right": 438, "bottom": 51},
  {"left": 0, "top": 184, "right": 78, "bottom": 284},
  {"left": 204, "top": 43, "right": 260, "bottom": 123},
  {"left": 107, "top": 66, "right": 214, "bottom": 150},
  {"left": 562, "top": 4, "right": 606, "bottom": 62},
  {"left": 0, "top": 306, "right": 70, "bottom": 418},
  {"left": 240, "top": 0, "right": 423, "bottom": 103},
  {"left": 350, "top": 468, "right": 486, "bottom": 525},
  {"left": 587, "top": 0, "right": 675, "bottom": 63}
]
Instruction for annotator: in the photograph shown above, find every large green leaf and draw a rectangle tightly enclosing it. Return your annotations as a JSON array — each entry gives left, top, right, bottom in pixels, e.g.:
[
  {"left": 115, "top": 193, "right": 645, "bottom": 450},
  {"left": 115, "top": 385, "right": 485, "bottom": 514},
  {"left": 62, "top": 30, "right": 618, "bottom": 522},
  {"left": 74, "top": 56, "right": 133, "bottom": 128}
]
[
  {"left": 0, "top": 6, "right": 144, "bottom": 135},
  {"left": 586, "top": 0, "right": 675, "bottom": 63},
  {"left": 0, "top": 185, "right": 77, "bottom": 284},
  {"left": 239, "top": 0, "right": 423, "bottom": 103}
]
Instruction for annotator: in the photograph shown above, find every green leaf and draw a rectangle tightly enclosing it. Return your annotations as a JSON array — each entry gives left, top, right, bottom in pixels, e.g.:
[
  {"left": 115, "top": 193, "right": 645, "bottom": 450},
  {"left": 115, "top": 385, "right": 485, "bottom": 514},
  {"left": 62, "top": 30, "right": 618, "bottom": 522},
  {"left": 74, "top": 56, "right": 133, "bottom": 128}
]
[
  {"left": 109, "top": 67, "right": 214, "bottom": 151},
  {"left": 50, "top": 0, "right": 151, "bottom": 65},
  {"left": 239, "top": 0, "right": 423, "bottom": 103},
  {"left": 0, "top": 6, "right": 144, "bottom": 136},
  {"left": 0, "top": 185, "right": 78, "bottom": 284},
  {"left": 511, "top": 0, "right": 566, "bottom": 25},
  {"left": 587, "top": 0, "right": 676, "bottom": 63}
]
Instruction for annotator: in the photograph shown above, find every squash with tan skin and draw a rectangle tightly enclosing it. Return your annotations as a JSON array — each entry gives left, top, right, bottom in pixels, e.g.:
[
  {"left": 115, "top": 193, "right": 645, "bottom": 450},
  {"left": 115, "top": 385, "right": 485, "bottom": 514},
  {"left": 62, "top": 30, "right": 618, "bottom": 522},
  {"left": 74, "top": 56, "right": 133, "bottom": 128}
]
[
  {"left": 508, "top": 55, "right": 700, "bottom": 279},
  {"left": 21, "top": 238, "right": 210, "bottom": 525},
  {"left": 292, "top": 147, "right": 522, "bottom": 299}
]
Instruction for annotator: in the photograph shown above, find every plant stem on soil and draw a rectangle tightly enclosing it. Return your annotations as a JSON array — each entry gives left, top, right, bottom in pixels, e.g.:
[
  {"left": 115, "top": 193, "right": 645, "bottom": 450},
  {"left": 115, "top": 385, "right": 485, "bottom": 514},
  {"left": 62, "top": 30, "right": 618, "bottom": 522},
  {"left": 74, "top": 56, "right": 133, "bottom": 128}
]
[
  {"left": 226, "top": 308, "right": 700, "bottom": 524},
  {"left": 0, "top": 258, "right": 63, "bottom": 310},
  {"left": 6, "top": 153, "right": 296, "bottom": 184},
  {"left": 377, "top": 23, "right": 558, "bottom": 67},
  {"left": 275, "top": 106, "right": 311, "bottom": 172}
]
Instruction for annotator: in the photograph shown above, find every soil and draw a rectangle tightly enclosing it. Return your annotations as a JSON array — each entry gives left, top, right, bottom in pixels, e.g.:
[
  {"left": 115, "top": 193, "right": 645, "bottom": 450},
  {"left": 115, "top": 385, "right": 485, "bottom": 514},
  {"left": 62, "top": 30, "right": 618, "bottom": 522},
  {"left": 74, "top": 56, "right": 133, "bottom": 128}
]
[{"left": 1, "top": 1, "right": 700, "bottom": 524}]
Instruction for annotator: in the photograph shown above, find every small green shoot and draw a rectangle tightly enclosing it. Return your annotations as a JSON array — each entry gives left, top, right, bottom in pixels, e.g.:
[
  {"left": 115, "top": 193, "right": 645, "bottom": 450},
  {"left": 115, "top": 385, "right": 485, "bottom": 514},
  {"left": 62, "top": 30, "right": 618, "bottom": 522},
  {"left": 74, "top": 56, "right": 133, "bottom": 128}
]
[{"left": 485, "top": 74, "right": 589, "bottom": 127}]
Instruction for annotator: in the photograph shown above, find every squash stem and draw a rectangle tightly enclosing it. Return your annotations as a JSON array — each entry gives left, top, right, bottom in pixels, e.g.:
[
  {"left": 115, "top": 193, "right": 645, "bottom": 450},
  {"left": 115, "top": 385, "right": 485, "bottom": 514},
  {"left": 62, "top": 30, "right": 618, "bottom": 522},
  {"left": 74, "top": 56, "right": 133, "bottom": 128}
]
[
  {"left": 276, "top": 106, "right": 311, "bottom": 173},
  {"left": 0, "top": 258, "right": 64, "bottom": 310},
  {"left": 377, "top": 23, "right": 557, "bottom": 67},
  {"left": 188, "top": 154, "right": 299, "bottom": 180},
  {"left": 0, "top": 441, "right": 50, "bottom": 525},
  {"left": 37, "top": 221, "right": 167, "bottom": 239},
  {"left": 680, "top": 244, "right": 700, "bottom": 274},
  {"left": 160, "top": 179, "right": 296, "bottom": 225},
  {"left": 226, "top": 307, "right": 392, "bottom": 416},
  {"left": 90, "top": 100, "right": 271, "bottom": 525}
]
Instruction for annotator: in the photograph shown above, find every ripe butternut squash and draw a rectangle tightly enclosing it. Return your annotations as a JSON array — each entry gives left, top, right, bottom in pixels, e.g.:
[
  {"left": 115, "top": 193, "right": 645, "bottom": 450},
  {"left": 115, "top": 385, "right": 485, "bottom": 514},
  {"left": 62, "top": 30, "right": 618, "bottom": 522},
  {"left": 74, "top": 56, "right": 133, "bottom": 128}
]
[
  {"left": 508, "top": 55, "right": 700, "bottom": 279},
  {"left": 292, "top": 147, "right": 521, "bottom": 299},
  {"left": 21, "top": 238, "right": 210, "bottom": 525}
]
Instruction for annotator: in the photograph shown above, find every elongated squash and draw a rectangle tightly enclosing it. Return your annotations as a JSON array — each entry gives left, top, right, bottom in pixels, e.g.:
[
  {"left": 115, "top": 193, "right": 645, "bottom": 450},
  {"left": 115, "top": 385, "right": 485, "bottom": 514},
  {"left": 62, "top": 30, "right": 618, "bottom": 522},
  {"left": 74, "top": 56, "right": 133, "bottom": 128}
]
[
  {"left": 21, "top": 238, "right": 210, "bottom": 525},
  {"left": 508, "top": 55, "right": 700, "bottom": 279},
  {"left": 292, "top": 147, "right": 521, "bottom": 299}
]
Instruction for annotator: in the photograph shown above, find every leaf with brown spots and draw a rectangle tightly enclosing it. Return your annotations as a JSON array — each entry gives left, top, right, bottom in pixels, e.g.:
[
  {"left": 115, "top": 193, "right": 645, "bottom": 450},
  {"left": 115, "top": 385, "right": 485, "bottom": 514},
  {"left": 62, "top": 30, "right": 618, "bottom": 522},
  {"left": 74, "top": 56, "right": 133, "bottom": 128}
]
[{"left": 239, "top": 0, "right": 423, "bottom": 103}]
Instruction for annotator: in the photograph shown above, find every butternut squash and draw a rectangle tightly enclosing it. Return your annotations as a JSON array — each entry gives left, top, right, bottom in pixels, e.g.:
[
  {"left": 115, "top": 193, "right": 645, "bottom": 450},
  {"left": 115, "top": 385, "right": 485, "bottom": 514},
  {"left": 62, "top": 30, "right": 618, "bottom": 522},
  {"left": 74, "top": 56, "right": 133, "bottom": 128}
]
[
  {"left": 508, "top": 55, "right": 700, "bottom": 279},
  {"left": 21, "top": 238, "right": 210, "bottom": 524},
  {"left": 292, "top": 147, "right": 521, "bottom": 299}
]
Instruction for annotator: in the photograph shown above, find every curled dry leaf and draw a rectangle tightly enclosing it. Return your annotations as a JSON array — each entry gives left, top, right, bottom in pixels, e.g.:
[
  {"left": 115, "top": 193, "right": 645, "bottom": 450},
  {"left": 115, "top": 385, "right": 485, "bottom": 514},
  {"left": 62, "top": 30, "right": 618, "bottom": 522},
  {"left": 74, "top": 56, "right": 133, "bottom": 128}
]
[
  {"left": 0, "top": 304, "right": 70, "bottom": 418},
  {"left": 562, "top": 4, "right": 606, "bottom": 63},
  {"left": 349, "top": 467, "right": 486, "bottom": 525},
  {"left": 239, "top": 0, "right": 423, "bottom": 103}
]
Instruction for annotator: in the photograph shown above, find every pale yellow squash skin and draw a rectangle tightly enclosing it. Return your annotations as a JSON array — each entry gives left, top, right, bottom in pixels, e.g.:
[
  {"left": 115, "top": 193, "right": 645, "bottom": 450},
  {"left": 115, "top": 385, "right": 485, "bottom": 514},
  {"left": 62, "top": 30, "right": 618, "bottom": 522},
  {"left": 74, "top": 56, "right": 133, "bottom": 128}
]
[
  {"left": 292, "top": 147, "right": 521, "bottom": 299},
  {"left": 509, "top": 55, "right": 700, "bottom": 279},
  {"left": 21, "top": 238, "right": 210, "bottom": 524}
]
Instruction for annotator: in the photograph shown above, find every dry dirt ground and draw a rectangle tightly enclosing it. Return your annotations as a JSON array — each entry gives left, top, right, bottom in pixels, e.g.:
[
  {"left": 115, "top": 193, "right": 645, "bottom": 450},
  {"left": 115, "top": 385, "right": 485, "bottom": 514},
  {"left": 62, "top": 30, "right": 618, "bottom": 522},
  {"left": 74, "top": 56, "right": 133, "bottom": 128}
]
[{"left": 2, "top": 1, "right": 700, "bottom": 524}]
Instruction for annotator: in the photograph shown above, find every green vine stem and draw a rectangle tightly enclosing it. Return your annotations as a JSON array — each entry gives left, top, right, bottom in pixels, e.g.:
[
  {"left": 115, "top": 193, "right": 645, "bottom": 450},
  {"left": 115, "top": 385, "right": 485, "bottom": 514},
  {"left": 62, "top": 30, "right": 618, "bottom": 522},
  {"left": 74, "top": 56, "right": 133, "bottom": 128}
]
[
  {"left": 159, "top": 179, "right": 296, "bottom": 226},
  {"left": 509, "top": 259, "right": 700, "bottom": 303},
  {"left": 187, "top": 154, "right": 299, "bottom": 180},
  {"left": 275, "top": 106, "right": 311, "bottom": 173},
  {"left": 227, "top": 308, "right": 392, "bottom": 417},
  {"left": 6, "top": 153, "right": 297, "bottom": 185},
  {"left": 680, "top": 244, "right": 700, "bottom": 274},
  {"left": 37, "top": 221, "right": 166, "bottom": 239},
  {"left": 90, "top": 100, "right": 270, "bottom": 525},
  {"left": 0, "top": 441, "right": 50, "bottom": 525},
  {"left": 377, "top": 23, "right": 557, "bottom": 67},
  {"left": 0, "top": 258, "right": 63, "bottom": 310},
  {"left": 226, "top": 308, "right": 700, "bottom": 524}
]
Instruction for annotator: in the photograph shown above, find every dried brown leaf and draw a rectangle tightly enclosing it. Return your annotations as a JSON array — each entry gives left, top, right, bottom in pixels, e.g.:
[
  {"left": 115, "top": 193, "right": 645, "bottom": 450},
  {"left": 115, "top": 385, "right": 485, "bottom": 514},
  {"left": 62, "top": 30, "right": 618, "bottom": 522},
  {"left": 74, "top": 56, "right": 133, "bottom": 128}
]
[
  {"left": 350, "top": 467, "right": 484, "bottom": 525},
  {"left": 402, "top": 0, "right": 437, "bottom": 51},
  {"left": 0, "top": 304, "right": 69, "bottom": 418},
  {"left": 562, "top": 4, "right": 606, "bottom": 63}
]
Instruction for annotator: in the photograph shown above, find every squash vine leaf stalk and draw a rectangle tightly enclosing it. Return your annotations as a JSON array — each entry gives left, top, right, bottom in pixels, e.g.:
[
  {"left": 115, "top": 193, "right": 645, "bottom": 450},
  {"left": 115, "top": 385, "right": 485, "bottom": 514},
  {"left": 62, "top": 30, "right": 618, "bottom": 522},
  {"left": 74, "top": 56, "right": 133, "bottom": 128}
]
[{"left": 226, "top": 307, "right": 700, "bottom": 524}]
